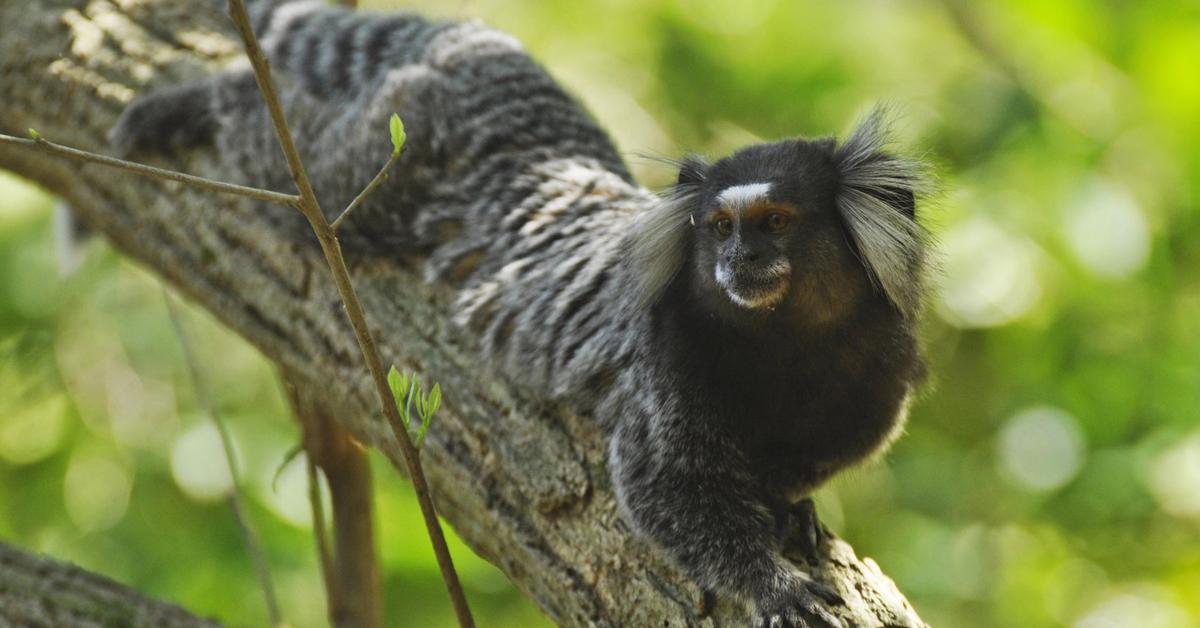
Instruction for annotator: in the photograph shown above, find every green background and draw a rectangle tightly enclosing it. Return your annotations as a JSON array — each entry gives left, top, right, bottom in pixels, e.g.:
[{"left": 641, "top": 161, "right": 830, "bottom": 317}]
[{"left": 1, "top": 0, "right": 1197, "bottom": 626}]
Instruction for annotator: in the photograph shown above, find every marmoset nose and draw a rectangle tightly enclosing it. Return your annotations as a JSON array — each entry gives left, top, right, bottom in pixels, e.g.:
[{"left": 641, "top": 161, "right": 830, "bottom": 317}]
[{"left": 726, "top": 249, "right": 761, "bottom": 264}]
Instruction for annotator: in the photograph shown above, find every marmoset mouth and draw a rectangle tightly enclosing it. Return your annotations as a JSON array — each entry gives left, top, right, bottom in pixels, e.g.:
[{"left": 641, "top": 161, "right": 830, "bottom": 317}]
[{"left": 715, "top": 260, "right": 791, "bottom": 309}]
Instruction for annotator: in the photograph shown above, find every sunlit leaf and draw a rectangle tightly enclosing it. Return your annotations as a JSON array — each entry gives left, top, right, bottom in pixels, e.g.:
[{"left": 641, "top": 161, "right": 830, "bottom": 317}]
[{"left": 389, "top": 113, "right": 406, "bottom": 157}]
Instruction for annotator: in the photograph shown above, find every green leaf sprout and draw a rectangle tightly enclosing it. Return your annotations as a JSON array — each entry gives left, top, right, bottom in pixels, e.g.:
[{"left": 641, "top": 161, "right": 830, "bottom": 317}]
[
  {"left": 387, "top": 365, "right": 440, "bottom": 448},
  {"left": 389, "top": 113, "right": 406, "bottom": 157}
]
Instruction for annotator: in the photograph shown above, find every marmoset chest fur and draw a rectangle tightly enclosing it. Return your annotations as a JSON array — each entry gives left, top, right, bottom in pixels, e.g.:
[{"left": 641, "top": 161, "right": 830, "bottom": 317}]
[
  {"left": 111, "top": 1, "right": 930, "bottom": 624},
  {"left": 651, "top": 248, "right": 919, "bottom": 501}
]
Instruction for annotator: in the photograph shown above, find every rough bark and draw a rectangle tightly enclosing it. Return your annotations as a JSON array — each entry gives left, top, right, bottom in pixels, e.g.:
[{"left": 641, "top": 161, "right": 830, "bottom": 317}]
[
  {"left": 0, "top": 1, "right": 927, "bottom": 626},
  {"left": 0, "top": 541, "right": 222, "bottom": 628}
]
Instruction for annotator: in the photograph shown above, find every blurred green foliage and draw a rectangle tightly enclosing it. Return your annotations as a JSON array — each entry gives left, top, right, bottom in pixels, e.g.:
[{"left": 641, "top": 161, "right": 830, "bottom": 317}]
[{"left": 2, "top": 0, "right": 1198, "bottom": 626}]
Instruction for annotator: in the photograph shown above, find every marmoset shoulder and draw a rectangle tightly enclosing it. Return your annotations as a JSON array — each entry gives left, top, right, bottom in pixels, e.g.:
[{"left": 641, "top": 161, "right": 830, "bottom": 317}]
[{"left": 113, "top": 2, "right": 930, "bottom": 625}]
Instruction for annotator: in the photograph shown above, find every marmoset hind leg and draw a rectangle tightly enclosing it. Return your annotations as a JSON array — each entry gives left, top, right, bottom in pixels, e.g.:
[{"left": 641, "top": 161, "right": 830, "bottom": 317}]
[{"left": 110, "top": 5, "right": 454, "bottom": 231}]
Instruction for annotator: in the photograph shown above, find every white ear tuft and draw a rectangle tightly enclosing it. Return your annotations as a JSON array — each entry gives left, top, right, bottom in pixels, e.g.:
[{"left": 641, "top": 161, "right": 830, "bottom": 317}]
[
  {"left": 627, "top": 186, "right": 702, "bottom": 311},
  {"left": 626, "top": 156, "right": 708, "bottom": 311},
  {"left": 834, "top": 106, "right": 929, "bottom": 318}
]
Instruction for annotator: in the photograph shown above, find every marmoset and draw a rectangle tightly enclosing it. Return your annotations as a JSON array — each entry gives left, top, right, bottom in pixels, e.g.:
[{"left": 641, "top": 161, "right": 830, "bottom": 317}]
[{"left": 113, "top": 2, "right": 929, "bottom": 625}]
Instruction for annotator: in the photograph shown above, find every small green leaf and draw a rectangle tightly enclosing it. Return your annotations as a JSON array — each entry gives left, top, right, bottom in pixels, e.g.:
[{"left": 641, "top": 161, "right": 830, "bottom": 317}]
[
  {"left": 413, "top": 383, "right": 440, "bottom": 448},
  {"left": 387, "top": 366, "right": 404, "bottom": 406},
  {"left": 404, "top": 376, "right": 417, "bottom": 428},
  {"left": 388, "top": 365, "right": 413, "bottom": 428},
  {"left": 415, "top": 393, "right": 427, "bottom": 421},
  {"left": 27, "top": 128, "right": 41, "bottom": 140},
  {"left": 387, "top": 366, "right": 444, "bottom": 448},
  {"left": 416, "top": 411, "right": 432, "bottom": 447},
  {"left": 427, "top": 383, "right": 442, "bottom": 418},
  {"left": 389, "top": 113, "right": 406, "bottom": 157}
]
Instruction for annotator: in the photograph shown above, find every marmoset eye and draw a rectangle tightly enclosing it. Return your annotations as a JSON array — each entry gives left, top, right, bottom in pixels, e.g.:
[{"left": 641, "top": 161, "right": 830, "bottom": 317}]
[
  {"left": 714, "top": 217, "right": 734, "bottom": 237},
  {"left": 764, "top": 213, "right": 790, "bottom": 232}
]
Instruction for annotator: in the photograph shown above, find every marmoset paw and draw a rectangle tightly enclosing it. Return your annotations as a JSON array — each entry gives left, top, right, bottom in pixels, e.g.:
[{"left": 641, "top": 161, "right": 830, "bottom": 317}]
[
  {"left": 109, "top": 81, "right": 216, "bottom": 157},
  {"left": 753, "top": 579, "right": 845, "bottom": 628}
]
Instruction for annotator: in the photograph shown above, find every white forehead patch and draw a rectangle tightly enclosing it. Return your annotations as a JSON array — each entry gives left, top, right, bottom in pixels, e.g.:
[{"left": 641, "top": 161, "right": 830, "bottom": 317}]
[{"left": 716, "top": 182, "right": 772, "bottom": 208}]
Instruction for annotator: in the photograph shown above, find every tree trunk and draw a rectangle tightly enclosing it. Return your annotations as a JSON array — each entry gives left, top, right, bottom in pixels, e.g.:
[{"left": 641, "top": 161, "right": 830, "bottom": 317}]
[
  {"left": 0, "top": 541, "right": 222, "bottom": 627},
  {"left": 0, "top": 1, "right": 927, "bottom": 625}
]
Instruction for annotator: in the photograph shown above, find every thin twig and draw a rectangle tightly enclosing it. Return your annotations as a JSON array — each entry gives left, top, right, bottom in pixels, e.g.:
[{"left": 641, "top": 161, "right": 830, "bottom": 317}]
[
  {"left": 306, "top": 454, "right": 337, "bottom": 611},
  {"left": 331, "top": 151, "right": 400, "bottom": 232},
  {"left": 0, "top": 133, "right": 300, "bottom": 208},
  {"left": 163, "top": 289, "right": 284, "bottom": 627},
  {"left": 224, "top": 1, "right": 475, "bottom": 625},
  {"left": 0, "top": 6, "right": 474, "bottom": 625}
]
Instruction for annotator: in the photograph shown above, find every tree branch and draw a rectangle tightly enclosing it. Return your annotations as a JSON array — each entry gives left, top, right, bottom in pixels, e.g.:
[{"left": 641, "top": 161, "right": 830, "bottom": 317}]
[
  {"left": 0, "top": 0, "right": 927, "bottom": 625},
  {"left": 164, "top": 289, "right": 284, "bottom": 627},
  {"left": 331, "top": 150, "right": 401, "bottom": 232},
  {"left": 0, "top": 541, "right": 223, "bottom": 628},
  {"left": 0, "top": 133, "right": 300, "bottom": 207},
  {"left": 222, "top": 0, "right": 473, "bottom": 623},
  {"left": 288, "top": 377, "right": 383, "bottom": 628}
]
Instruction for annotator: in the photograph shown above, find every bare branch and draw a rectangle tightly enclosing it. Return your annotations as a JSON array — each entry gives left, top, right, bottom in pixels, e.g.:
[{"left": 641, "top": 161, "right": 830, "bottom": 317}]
[
  {"left": 164, "top": 290, "right": 284, "bottom": 627},
  {"left": 0, "top": 133, "right": 300, "bottom": 208},
  {"left": 308, "top": 455, "right": 337, "bottom": 609},
  {"left": 0, "top": 541, "right": 223, "bottom": 627},
  {"left": 223, "top": 0, "right": 475, "bottom": 625},
  {"left": 331, "top": 151, "right": 401, "bottom": 232}
]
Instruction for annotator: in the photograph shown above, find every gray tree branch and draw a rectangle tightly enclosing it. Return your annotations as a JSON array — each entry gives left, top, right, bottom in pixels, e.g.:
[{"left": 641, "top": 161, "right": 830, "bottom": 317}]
[
  {"left": 0, "top": 0, "right": 927, "bottom": 625},
  {"left": 0, "top": 541, "right": 222, "bottom": 628}
]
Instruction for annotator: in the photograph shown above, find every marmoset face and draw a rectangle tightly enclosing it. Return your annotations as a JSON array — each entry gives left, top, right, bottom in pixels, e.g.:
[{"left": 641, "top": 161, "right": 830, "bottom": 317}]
[
  {"left": 696, "top": 183, "right": 799, "bottom": 309},
  {"left": 688, "top": 140, "right": 865, "bottom": 318}
]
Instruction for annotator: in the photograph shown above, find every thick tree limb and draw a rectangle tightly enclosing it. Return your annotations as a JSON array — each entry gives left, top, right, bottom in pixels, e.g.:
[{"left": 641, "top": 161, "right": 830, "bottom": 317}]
[
  {"left": 0, "top": 541, "right": 222, "bottom": 628},
  {"left": 0, "top": 1, "right": 927, "bottom": 625}
]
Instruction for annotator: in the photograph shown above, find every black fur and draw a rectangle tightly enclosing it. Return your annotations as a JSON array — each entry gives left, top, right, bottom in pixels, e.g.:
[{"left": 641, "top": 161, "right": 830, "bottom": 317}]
[{"left": 612, "top": 137, "right": 924, "bottom": 626}]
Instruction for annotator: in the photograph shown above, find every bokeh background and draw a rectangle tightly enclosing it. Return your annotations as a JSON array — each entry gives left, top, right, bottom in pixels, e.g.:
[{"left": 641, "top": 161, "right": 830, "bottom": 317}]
[{"left": 2, "top": 0, "right": 1198, "bottom": 626}]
